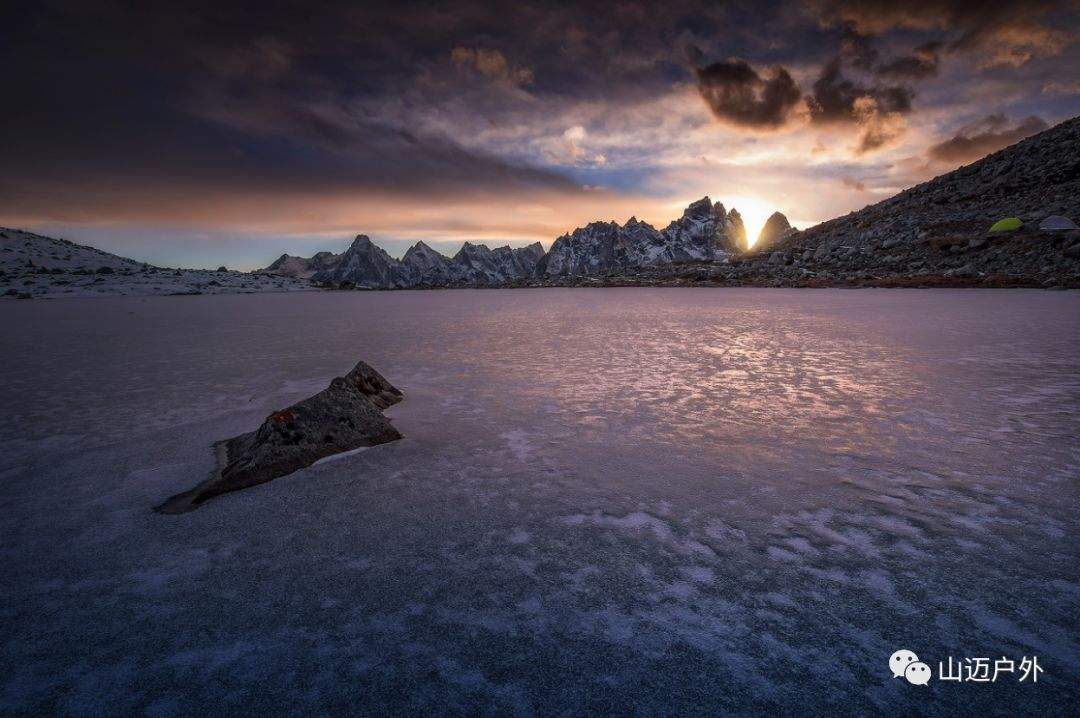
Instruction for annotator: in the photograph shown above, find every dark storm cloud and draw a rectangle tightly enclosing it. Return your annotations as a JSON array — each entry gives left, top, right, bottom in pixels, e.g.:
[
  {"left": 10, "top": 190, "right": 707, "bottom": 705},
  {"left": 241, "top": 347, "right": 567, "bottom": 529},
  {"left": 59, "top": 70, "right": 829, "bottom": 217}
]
[
  {"left": 927, "top": 114, "right": 1050, "bottom": 163},
  {"left": 876, "top": 42, "right": 942, "bottom": 80},
  {"left": 1, "top": 0, "right": 748, "bottom": 224},
  {"left": 805, "top": 59, "right": 915, "bottom": 154},
  {"left": 687, "top": 10, "right": 937, "bottom": 145},
  {"left": 839, "top": 22, "right": 879, "bottom": 71},
  {"left": 0, "top": 1, "right": 638, "bottom": 222},
  {"left": 693, "top": 58, "right": 803, "bottom": 129},
  {"left": 806, "top": 0, "right": 1074, "bottom": 67},
  {"left": 837, "top": 17, "right": 942, "bottom": 80},
  {"left": 1, "top": 0, "right": 1075, "bottom": 232},
  {"left": 806, "top": 59, "right": 913, "bottom": 122}
]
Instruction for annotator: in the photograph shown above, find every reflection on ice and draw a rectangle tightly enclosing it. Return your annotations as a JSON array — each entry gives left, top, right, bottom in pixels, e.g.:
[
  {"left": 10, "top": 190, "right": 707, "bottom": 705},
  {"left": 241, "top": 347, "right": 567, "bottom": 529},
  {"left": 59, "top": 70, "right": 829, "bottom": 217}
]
[{"left": 0, "top": 288, "right": 1077, "bottom": 714}]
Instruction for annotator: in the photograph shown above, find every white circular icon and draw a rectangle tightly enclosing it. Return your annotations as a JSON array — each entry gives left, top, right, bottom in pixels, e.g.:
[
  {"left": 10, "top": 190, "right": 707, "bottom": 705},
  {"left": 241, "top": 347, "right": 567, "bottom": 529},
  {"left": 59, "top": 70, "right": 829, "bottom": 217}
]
[
  {"left": 889, "top": 649, "right": 919, "bottom": 679},
  {"left": 905, "top": 661, "right": 931, "bottom": 685}
]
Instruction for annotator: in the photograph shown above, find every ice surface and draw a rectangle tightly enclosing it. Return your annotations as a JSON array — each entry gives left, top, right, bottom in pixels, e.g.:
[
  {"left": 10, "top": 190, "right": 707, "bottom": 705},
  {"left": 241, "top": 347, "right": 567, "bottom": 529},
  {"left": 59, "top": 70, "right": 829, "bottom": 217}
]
[{"left": 0, "top": 288, "right": 1077, "bottom": 715}]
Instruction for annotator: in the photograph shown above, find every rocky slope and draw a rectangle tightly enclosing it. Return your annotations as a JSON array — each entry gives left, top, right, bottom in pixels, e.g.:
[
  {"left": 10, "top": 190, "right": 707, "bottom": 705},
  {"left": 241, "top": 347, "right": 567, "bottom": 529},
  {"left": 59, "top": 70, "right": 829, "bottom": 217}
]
[
  {"left": 0, "top": 228, "right": 312, "bottom": 298},
  {"left": 740, "top": 115, "right": 1080, "bottom": 287}
]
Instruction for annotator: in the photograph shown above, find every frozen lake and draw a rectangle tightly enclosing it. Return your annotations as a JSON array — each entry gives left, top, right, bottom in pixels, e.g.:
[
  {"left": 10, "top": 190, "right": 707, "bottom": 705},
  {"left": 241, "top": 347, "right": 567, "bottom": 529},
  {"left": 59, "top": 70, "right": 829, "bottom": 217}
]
[{"left": 1, "top": 288, "right": 1078, "bottom": 715}]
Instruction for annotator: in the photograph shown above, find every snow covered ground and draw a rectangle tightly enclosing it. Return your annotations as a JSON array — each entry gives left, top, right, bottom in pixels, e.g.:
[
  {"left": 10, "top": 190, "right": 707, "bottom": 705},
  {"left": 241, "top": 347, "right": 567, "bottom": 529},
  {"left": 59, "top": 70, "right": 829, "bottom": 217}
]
[
  {"left": 0, "top": 229, "right": 313, "bottom": 298},
  {"left": 0, "top": 289, "right": 1077, "bottom": 715}
]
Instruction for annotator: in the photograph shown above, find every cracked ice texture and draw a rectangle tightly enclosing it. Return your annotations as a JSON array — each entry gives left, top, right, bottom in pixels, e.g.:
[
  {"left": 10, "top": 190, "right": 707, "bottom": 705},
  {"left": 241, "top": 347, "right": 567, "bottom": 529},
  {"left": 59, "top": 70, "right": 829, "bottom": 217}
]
[{"left": 0, "top": 288, "right": 1077, "bottom": 715}]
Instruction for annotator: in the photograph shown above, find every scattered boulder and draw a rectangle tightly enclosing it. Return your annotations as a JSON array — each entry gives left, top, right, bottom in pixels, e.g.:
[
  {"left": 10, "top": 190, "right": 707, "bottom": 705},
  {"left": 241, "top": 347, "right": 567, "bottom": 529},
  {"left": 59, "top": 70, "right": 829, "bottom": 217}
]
[
  {"left": 156, "top": 361, "right": 403, "bottom": 514},
  {"left": 1039, "top": 215, "right": 1078, "bottom": 232}
]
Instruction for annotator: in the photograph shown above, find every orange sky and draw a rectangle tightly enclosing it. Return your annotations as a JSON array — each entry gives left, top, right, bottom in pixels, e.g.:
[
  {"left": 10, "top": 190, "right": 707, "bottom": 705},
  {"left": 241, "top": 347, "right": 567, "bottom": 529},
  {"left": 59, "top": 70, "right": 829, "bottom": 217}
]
[{"left": 2, "top": 1, "right": 1077, "bottom": 268}]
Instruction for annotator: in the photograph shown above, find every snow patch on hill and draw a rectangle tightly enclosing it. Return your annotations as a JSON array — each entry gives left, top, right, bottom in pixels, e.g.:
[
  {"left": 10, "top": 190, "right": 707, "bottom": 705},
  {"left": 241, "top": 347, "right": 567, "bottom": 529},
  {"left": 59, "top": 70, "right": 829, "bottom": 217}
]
[{"left": 0, "top": 228, "right": 314, "bottom": 299}]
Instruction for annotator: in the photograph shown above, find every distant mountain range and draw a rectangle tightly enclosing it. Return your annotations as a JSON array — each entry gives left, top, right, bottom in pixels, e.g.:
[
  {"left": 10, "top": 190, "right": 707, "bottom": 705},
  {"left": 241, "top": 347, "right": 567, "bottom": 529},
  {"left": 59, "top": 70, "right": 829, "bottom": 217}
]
[
  {"left": 262, "top": 116, "right": 1076, "bottom": 291},
  {"left": 4, "top": 117, "right": 1079, "bottom": 298},
  {"left": 262, "top": 197, "right": 753, "bottom": 288}
]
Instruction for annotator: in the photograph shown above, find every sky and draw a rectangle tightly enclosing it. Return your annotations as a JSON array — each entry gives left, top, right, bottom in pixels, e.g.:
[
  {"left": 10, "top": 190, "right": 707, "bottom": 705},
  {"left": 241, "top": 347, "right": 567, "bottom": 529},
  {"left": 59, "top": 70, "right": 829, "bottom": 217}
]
[{"left": 2, "top": 0, "right": 1078, "bottom": 269}]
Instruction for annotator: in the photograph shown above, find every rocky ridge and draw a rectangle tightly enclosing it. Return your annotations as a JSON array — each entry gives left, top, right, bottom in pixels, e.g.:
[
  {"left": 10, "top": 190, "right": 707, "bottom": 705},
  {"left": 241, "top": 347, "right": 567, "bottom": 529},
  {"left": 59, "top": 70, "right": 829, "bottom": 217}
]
[
  {"left": 537, "top": 197, "right": 745, "bottom": 276},
  {"left": 267, "top": 197, "right": 747, "bottom": 288},
  {"left": 291, "top": 236, "right": 547, "bottom": 288}
]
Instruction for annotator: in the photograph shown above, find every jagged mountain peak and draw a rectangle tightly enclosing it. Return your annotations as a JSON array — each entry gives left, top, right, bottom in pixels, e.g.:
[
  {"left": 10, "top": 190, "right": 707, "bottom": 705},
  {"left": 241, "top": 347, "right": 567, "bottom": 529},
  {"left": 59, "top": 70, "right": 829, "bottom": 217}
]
[
  {"left": 265, "top": 192, "right": 761, "bottom": 287},
  {"left": 755, "top": 211, "right": 798, "bottom": 252},
  {"left": 683, "top": 196, "right": 713, "bottom": 218},
  {"left": 402, "top": 240, "right": 440, "bottom": 260},
  {"left": 455, "top": 241, "right": 494, "bottom": 259},
  {"left": 761, "top": 212, "right": 791, "bottom": 235},
  {"left": 264, "top": 249, "right": 341, "bottom": 278}
]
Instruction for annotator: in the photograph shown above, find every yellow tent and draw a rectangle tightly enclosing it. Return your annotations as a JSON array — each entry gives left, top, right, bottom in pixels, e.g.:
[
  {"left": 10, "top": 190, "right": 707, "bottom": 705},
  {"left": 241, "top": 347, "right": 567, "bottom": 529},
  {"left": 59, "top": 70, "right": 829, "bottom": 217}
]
[{"left": 989, "top": 217, "right": 1022, "bottom": 232}]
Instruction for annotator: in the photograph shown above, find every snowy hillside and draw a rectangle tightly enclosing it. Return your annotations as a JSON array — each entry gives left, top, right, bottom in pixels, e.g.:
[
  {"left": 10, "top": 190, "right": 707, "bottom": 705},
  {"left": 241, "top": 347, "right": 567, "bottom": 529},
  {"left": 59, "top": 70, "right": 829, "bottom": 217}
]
[{"left": 0, "top": 228, "right": 314, "bottom": 299}]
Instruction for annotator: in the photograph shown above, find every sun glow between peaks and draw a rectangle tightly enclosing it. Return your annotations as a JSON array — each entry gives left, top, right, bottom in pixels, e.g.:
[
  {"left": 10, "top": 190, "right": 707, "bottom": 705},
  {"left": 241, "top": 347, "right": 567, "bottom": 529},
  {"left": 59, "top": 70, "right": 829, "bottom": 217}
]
[{"left": 725, "top": 195, "right": 773, "bottom": 250}]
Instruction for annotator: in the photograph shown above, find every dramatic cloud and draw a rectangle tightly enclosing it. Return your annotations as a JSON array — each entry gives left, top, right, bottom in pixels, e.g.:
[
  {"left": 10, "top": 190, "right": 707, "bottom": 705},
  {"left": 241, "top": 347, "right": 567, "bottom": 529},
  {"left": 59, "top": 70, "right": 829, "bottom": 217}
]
[
  {"left": 841, "top": 176, "right": 867, "bottom": 191},
  {"left": 807, "top": 59, "right": 912, "bottom": 122},
  {"left": 838, "top": 19, "right": 941, "bottom": 82},
  {"left": 806, "top": 59, "right": 913, "bottom": 153},
  {"left": 839, "top": 22, "right": 879, "bottom": 71},
  {"left": 876, "top": 42, "right": 942, "bottom": 80},
  {"left": 0, "top": 1, "right": 1074, "bottom": 268},
  {"left": 807, "top": 0, "right": 1073, "bottom": 68},
  {"left": 1042, "top": 79, "right": 1080, "bottom": 96},
  {"left": 927, "top": 114, "right": 1049, "bottom": 163},
  {"left": 852, "top": 100, "right": 909, "bottom": 154},
  {"left": 451, "top": 47, "right": 534, "bottom": 86},
  {"left": 693, "top": 58, "right": 803, "bottom": 129}
]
